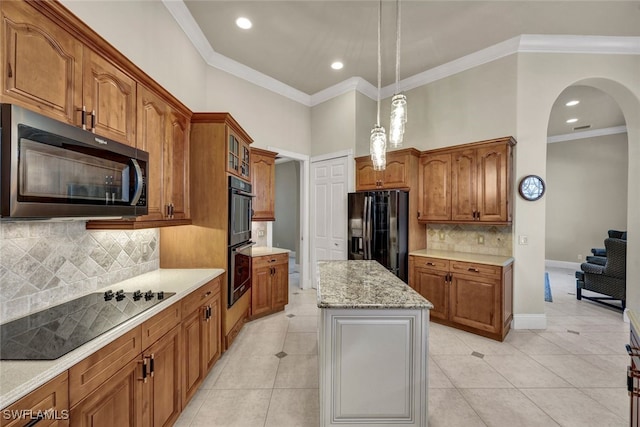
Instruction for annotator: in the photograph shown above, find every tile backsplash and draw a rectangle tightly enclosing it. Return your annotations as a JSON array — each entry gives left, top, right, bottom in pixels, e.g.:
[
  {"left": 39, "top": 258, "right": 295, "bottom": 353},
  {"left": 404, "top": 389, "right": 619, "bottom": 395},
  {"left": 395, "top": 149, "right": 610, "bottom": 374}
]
[
  {"left": 0, "top": 221, "right": 159, "bottom": 324},
  {"left": 426, "top": 224, "right": 512, "bottom": 256}
]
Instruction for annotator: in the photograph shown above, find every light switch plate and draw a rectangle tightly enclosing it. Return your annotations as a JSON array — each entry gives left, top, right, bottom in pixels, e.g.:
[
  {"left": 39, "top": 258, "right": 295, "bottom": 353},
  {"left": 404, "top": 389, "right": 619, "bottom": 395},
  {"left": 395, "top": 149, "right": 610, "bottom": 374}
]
[{"left": 518, "top": 235, "right": 528, "bottom": 245}]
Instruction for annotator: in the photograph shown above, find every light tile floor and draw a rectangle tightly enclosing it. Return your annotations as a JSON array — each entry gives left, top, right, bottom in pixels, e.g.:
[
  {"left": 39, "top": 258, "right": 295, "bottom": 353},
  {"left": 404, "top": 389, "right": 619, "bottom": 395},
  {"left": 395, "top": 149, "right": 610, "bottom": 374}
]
[{"left": 175, "top": 266, "right": 629, "bottom": 426}]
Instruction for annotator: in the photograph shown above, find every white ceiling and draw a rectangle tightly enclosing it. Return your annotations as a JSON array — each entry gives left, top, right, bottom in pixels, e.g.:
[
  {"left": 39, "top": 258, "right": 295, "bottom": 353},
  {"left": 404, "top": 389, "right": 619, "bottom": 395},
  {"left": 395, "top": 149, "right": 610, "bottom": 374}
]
[{"left": 171, "top": 1, "right": 639, "bottom": 136}]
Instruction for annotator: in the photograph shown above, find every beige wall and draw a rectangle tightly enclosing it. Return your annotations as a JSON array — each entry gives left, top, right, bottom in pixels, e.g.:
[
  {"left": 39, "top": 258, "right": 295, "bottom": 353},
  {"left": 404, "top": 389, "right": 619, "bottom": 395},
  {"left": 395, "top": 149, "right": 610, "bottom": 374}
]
[
  {"left": 515, "top": 53, "right": 640, "bottom": 321},
  {"left": 545, "top": 134, "right": 628, "bottom": 263},
  {"left": 381, "top": 55, "right": 518, "bottom": 151},
  {"left": 273, "top": 161, "right": 300, "bottom": 255},
  {"left": 311, "top": 92, "right": 356, "bottom": 156},
  {"left": 355, "top": 92, "right": 377, "bottom": 157},
  {"left": 204, "top": 68, "right": 311, "bottom": 154},
  {"left": 61, "top": 0, "right": 208, "bottom": 110}
]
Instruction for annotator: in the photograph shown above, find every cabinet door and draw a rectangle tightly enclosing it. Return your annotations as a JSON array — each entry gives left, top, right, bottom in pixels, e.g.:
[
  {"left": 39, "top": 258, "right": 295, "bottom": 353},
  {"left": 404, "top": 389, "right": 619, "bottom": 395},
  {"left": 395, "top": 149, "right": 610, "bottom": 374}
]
[
  {"left": 83, "top": 49, "right": 136, "bottom": 147},
  {"left": 251, "top": 150, "right": 276, "bottom": 221},
  {"left": 142, "top": 326, "right": 181, "bottom": 427},
  {"left": 355, "top": 157, "right": 380, "bottom": 190},
  {"left": 413, "top": 267, "right": 449, "bottom": 321},
  {"left": 203, "top": 291, "right": 222, "bottom": 372},
  {"left": 227, "top": 130, "right": 251, "bottom": 179},
  {"left": 1, "top": 1, "right": 83, "bottom": 125},
  {"left": 381, "top": 153, "right": 409, "bottom": 189},
  {"left": 165, "top": 109, "right": 190, "bottom": 220},
  {"left": 476, "top": 143, "right": 509, "bottom": 222},
  {"left": 1, "top": 372, "right": 69, "bottom": 427},
  {"left": 136, "top": 85, "right": 167, "bottom": 221},
  {"left": 271, "top": 261, "right": 289, "bottom": 309},
  {"left": 418, "top": 153, "right": 451, "bottom": 222},
  {"left": 181, "top": 308, "right": 204, "bottom": 405},
  {"left": 252, "top": 265, "right": 272, "bottom": 317},
  {"left": 451, "top": 149, "right": 476, "bottom": 221},
  {"left": 70, "top": 357, "right": 143, "bottom": 427},
  {"left": 449, "top": 274, "right": 500, "bottom": 334}
]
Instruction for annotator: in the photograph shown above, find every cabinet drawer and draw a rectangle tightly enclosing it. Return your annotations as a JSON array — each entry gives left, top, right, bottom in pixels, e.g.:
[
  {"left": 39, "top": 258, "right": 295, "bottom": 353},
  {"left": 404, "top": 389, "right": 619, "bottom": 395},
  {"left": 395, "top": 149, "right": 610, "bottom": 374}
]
[
  {"left": 1, "top": 372, "right": 69, "bottom": 427},
  {"left": 412, "top": 257, "right": 450, "bottom": 272},
  {"left": 451, "top": 261, "right": 501, "bottom": 279},
  {"left": 69, "top": 326, "right": 142, "bottom": 406},
  {"left": 253, "top": 253, "right": 288, "bottom": 269},
  {"left": 141, "top": 302, "right": 181, "bottom": 350},
  {"left": 181, "top": 278, "right": 221, "bottom": 316}
]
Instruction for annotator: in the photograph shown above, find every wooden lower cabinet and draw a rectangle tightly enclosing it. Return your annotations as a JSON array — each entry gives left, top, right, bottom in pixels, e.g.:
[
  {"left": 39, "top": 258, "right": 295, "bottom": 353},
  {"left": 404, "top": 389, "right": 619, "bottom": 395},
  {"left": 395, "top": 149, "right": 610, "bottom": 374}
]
[
  {"left": 181, "top": 277, "right": 222, "bottom": 405},
  {"left": 409, "top": 255, "right": 513, "bottom": 341},
  {"left": 1, "top": 372, "right": 69, "bottom": 427},
  {"left": 70, "top": 357, "right": 143, "bottom": 427},
  {"left": 251, "top": 253, "right": 289, "bottom": 319},
  {"left": 142, "top": 325, "right": 182, "bottom": 427},
  {"left": 3, "top": 277, "right": 225, "bottom": 427}
]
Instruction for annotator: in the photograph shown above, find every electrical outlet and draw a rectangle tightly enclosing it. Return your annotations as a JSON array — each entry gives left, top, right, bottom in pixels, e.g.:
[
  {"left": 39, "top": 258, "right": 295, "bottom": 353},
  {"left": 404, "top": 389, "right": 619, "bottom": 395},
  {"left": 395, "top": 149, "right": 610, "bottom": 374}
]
[
  {"left": 141, "top": 243, "right": 149, "bottom": 255},
  {"left": 577, "top": 254, "right": 583, "bottom": 261},
  {"left": 258, "top": 229, "right": 265, "bottom": 237},
  {"left": 438, "top": 231, "right": 445, "bottom": 241},
  {"left": 477, "top": 234, "right": 484, "bottom": 245},
  {"left": 518, "top": 235, "right": 528, "bottom": 245}
]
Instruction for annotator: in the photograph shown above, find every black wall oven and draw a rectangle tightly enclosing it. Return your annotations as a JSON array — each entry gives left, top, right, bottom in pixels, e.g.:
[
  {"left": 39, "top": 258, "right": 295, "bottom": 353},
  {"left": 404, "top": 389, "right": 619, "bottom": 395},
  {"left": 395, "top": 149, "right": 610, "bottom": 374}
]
[
  {"left": 228, "top": 176, "right": 254, "bottom": 307},
  {"left": 228, "top": 176, "right": 253, "bottom": 247}
]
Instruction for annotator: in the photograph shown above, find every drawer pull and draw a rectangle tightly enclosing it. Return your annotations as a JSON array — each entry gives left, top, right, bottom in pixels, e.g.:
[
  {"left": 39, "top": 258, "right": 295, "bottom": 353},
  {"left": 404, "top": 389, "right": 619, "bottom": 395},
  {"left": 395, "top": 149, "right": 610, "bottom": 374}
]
[
  {"left": 426, "top": 262, "right": 435, "bottom": 266},
  {"left": 205, "top": 290, "right": 212, "bottom": 297},
  {"left": 468, "top": 267, "right": 480, "bottom": 272}
]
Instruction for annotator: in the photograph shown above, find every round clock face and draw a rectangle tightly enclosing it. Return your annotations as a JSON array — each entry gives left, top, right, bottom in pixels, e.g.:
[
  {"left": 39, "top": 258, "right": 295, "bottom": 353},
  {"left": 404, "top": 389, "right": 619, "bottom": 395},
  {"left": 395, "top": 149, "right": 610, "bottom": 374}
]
[{"left": 519, "top": 175, "right": 545, "bottom": 201}]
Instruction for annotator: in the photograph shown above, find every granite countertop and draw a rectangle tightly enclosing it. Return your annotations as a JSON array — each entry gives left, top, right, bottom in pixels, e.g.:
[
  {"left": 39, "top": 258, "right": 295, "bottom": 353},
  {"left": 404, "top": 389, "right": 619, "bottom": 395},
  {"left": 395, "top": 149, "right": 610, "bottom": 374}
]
[
  {"left": 316, "top": 260, "right": 433, "bottom": 310},
  {"left": 410, "top": 249, "right": 514, "bottom": 267},
  {"left": 251, "top": 246, "right": 290, "bottom": 257},
  {"left": 0, "top": 268, "right": 224, "bottom": 409}
]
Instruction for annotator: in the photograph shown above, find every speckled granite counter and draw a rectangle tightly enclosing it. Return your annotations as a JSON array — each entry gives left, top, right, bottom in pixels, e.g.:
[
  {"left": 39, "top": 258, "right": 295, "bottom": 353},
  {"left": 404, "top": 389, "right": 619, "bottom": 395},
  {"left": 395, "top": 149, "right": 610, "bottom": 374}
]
[
  {"left": 317, "top": 260, "right": 433, "bottom": 309},
  {"left": 0, "top": 268, "right": 223, "bottom": 409},
  {"left": 410, "top": 248, "right": 513, "bottom": 267},
  {"left": 250, "top": 246, "right": 290, "bottom": 257}
]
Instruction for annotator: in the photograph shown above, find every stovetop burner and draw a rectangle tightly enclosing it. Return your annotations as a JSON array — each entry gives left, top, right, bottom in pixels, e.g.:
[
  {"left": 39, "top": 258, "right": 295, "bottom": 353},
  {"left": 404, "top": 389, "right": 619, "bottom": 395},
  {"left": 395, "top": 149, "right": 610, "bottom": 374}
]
[{"left": 0, "top": 289, "right": 175, "bottom": 361}]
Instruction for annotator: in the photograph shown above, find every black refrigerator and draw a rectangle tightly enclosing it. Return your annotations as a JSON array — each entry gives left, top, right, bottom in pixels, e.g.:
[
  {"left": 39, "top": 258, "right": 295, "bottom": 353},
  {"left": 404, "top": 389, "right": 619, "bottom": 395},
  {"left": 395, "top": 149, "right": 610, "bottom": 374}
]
[{"left": 347, "top": 190, "right": 409, "bottom": 282}]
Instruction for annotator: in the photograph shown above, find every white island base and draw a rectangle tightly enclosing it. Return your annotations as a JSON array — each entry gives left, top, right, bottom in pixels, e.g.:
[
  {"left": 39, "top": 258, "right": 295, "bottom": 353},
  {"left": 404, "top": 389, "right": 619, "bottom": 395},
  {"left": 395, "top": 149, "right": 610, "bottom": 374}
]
[{"left": 319, "top": 307, "right": 429, "bottom": 426}]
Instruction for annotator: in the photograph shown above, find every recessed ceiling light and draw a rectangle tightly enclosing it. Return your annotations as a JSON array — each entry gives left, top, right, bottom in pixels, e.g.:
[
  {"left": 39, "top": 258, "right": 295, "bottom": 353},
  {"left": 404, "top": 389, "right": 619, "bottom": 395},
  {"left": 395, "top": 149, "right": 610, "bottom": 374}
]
[
  {"left": 565, "top": 100, "right": 580, "bottom": 107},
  {"left": 236, "top": 17, "right": 252, "bottom": 29},
  {"left": 331, "top": 61, "right": 344, "bottom": 70},
  {"left": 566, "top": 118, "right": 578, "bottom": 124}
]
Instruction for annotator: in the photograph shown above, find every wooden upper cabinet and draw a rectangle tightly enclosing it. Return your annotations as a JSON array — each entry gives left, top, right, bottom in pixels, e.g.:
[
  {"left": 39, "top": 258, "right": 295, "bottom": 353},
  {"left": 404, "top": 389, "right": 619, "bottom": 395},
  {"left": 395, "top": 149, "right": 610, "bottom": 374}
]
[
  {"left": 251, "top": 148, "right": 277, "bottom": 221},
  {"left": 136, "top": 85, "right": 168, "bottom": 222},
  {"left": 165, "top": 108, "right": 190, "bottom": 220},
  {"left": 1, "top": 1, "right": 136, "bottom": 147},
  {"left": 451, "top": 148, "right": 477, "bottom": 221},
  {"left": 82, "top": 49, "right": 136, "bottom": 147},
  {"left": 355, "top": 148, "right": 418, "bottom": 190},
  {"left": 476, "top": 142, "right": 510, "bottom": 222},
  {"left": 418, "top": 152, "right": 451, "bottom": 222},
  {"left": 0, "top": 0, "right": 82, "bottom": 124},
  {"left": 418, "top": 137, "right": 514, "bottom": 224},
  {"left": 227, "top": 129, "right": 251, "bottom": 181}
]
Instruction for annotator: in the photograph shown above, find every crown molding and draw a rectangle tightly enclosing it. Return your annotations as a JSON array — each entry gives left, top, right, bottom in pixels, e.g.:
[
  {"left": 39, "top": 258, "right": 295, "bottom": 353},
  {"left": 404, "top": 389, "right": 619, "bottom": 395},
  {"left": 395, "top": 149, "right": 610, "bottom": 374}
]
[
  {"left": 547, "top": 125, "right": 628, "bottom": 143},
  {"left": 519, "top": 34, "right": 640, "bottom": 55},
  {"left": 163, "top": 1, "right": 640, "bottom": 107},
  {"left": 310, "top": 77, "right": 378, "bottom": 105}
]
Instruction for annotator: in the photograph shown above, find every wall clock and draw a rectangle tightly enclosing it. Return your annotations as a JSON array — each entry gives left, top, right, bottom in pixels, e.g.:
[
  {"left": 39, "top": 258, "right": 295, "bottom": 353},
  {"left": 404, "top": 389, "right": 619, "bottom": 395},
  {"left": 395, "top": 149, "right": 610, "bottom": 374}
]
[{"left": 518, "top": 175, "right": 545, "bottom": 201}]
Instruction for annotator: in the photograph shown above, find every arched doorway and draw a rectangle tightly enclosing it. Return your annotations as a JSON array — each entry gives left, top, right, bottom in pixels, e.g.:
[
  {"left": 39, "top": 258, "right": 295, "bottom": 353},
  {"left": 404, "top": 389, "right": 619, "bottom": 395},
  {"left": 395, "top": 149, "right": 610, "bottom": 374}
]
[{"left": 544, "top": 84, "right": 628, "bottom": 312}]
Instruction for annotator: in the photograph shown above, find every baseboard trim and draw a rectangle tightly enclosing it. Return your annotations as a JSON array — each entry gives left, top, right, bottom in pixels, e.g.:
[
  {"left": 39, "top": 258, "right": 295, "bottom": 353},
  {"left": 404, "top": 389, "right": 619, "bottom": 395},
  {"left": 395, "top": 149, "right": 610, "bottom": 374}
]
[
  {"left": 512, "top": 314, "right": 547, "bottom": 330},
  {"left": 545, "top": 259, "right": 580, "bottom": 270}
]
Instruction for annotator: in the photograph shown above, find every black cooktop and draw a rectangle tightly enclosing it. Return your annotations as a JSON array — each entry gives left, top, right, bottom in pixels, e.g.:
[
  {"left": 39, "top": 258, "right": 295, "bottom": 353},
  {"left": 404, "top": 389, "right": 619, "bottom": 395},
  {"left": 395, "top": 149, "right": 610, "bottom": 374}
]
[{"left": 0, "top": 290, "right": 174, "bottom": 361}]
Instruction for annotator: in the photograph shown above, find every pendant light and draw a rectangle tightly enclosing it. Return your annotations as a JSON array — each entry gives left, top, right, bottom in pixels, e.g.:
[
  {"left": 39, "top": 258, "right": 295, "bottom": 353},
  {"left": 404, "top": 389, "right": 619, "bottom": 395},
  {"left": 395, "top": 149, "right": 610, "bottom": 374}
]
[
  {"left": 389, "top": 0, "right": 407, "bottom": 148},
  {"left": 370, "top": 0, "right": 387, "bottom": 171}
]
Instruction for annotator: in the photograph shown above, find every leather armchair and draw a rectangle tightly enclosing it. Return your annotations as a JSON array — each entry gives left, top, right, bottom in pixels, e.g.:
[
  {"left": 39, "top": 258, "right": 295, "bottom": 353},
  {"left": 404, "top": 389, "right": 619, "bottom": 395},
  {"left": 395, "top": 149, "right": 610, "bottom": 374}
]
[{"left": 576, "top": 237, "right": 627, "bottom": 310}]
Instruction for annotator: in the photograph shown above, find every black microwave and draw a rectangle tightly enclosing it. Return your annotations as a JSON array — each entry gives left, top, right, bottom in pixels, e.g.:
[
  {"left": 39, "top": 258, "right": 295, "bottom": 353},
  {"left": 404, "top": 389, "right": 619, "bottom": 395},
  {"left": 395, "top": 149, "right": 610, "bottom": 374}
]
[{"left": 0, "top": 104, "right": 148, "bottom": 220}]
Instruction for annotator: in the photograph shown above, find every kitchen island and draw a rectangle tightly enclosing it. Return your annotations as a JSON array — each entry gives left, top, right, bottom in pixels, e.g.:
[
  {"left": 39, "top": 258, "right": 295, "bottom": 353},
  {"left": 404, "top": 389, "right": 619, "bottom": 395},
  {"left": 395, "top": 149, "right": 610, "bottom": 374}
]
[{"left": 317, "top": 260, "right": 433, "bottom": 427}]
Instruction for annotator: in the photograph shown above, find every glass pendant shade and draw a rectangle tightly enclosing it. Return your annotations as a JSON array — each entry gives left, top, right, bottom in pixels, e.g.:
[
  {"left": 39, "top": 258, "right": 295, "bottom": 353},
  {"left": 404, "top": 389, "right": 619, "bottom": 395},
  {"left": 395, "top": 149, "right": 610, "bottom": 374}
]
[
  {"left": 370, "top": 125, "right": 387, "bottom": 171},
  {"left": 389, "top": 93, "right": 407, "bottom": 148}
]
